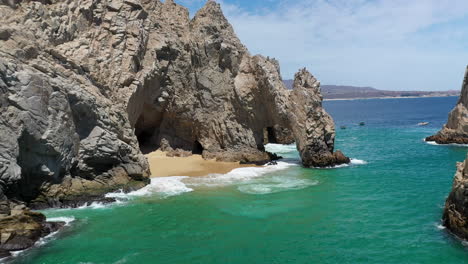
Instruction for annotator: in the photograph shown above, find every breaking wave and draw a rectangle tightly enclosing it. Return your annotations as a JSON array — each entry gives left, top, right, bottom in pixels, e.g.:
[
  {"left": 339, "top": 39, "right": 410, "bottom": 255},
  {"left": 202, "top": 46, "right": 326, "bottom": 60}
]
[
  {"left": 424, "top": 139, "right": 468, "bottom": 147},
  {"left": 47, "top": 216, "right": 76, "bottom": 226},
  {"left": 264, "top": 143, "right": 297, "bottom": 154},
  {"left": 184, "top": 161, "right": 298, "bottom": 187},
  {"left": 106, "top": 176, "right": 193, "bottom": 200},
  {"left": 316, "top": 158, "right": 368, "bottom": 169},
  {"left": 8, "top": 216, "right": 77, "bottom": 259},
  {"left": 104, "top": 161, "right": 303, "bottom": 198}
]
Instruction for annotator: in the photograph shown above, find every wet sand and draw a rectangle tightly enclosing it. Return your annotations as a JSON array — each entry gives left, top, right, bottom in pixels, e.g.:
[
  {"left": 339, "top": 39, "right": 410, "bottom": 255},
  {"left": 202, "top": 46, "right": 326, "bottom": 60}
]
[{"left": 146, "top": 150, "right": 254, "bottom": 177}]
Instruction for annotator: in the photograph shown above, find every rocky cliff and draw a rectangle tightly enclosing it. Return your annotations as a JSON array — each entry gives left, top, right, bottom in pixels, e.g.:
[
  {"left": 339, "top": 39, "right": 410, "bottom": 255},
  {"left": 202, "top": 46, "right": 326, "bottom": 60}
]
[
  {"left": 435, "top": 66, "right": 468, "bottom": 240},
  {"left": 426, "top": 66, "right": 468, "bottom": 144},
  {"left": 0, "top": 0, "right": 347, "bottom": 255},
  {"left": 443, "top": 156, "right": 468, "bottom": 240}
]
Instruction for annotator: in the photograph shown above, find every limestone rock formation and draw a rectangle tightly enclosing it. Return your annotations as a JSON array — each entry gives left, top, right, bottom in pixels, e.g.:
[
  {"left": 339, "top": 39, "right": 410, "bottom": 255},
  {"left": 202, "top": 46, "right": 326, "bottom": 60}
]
[
  {"left": 289, "top": 69, "right": 350, "bottom": 167},
  {"left": 443, "top": 155, "right": 468, "bottom": 239},
  {"left": 426, "top": 66, "right": 468, "bottom": 144},
  {"left": 0, "top": 200, "right": 64, "bottom": 257},
  {"left": 0, "top": 0, "right": 347, "bottom": 253}
]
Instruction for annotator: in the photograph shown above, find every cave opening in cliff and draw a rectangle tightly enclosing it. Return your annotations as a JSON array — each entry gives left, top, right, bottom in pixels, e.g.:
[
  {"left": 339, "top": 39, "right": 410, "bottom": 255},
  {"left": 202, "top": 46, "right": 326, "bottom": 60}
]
[
  {"left": 136, "top": 129, "right": 155, "bottom": 154},
  {"left": 134, "top": 104, "right": 162, "bottom": 154},
  {"left": 192, "top": 140, "right": 204, "bottom": 155},
  {"left": 266, "top": 127, "right": 278, "bottom": 144}
]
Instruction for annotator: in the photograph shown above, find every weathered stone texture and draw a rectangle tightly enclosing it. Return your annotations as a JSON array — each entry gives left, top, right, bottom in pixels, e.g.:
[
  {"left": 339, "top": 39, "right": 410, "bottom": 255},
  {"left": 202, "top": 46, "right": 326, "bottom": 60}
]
[
  {"left": 0, "top": 0, "right": 348, "bottom": 254},
  {"left": 443, "top": 156, "right": 468, "bottom": 239},
  {"left": 426, "top": 66, "right": 468, "bottom": 144}
]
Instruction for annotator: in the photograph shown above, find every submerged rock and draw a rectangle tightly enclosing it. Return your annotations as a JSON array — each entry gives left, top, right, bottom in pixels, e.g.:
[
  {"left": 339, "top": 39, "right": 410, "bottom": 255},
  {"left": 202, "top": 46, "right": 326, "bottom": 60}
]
[{"left": 426, "top": 66, "right": 468, "bottom": 144}]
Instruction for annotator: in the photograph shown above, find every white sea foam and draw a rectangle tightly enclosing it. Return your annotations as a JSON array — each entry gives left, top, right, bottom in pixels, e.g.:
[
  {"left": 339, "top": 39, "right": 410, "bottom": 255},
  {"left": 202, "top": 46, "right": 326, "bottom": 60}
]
[
  {"left": 264, "top": 143, "right": 297, "bottom": 154},
  {"left": 47, "top": 216, "right": 76, "bottom": 226},
  {"left": 106, "top": 176, "right": 193, "bottom": 199},
  {"left": 424, "top": 139, "right": 468, "bottom": 147},
  {"left": 10, "top": 250, "right": 26, "bottom": 257},
  {"left": 105, "top": 162, "right": 302, "bottom": 197},
  {"left": 316, "top": 158, "right": 368, "bottom": 169},
  {"left": 436, "top": 224, "right": 446, "bottom": 230},
  {"left": 185, "top": 161, "right": 298, "bottom": 187},
  {"left": 76, "top": 202, "right": 109, "bottom": 210},
  {"left": 351, "top": 159, "right": 367, "bottom": 165},
  {"left": 237, "top": 177, "right": 318, "bottom": 195},
  {"left": 8, "top": 216, "right": 77, "bottom": 258}
]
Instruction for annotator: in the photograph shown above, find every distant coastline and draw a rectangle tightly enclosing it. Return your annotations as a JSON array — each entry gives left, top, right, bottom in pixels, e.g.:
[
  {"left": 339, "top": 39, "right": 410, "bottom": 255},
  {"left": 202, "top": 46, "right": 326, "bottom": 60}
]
[
  {"left": 283, "top": 80, "right": 460, "bottom": 100},
  {"left": 323, "top": 95, "right": 459, "bottom": 101}
]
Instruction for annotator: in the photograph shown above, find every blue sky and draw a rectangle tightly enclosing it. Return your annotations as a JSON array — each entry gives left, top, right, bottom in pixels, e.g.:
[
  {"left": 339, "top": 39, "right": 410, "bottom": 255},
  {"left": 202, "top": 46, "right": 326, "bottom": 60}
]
[{"left": 176, "top": 0, "right": 468, "bottom": 91}]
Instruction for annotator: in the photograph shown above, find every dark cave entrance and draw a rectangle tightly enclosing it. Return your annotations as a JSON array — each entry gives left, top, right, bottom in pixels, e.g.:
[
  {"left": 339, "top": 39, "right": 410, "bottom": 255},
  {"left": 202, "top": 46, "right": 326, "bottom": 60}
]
[
  {"left": 192, "top": 140, "right": 204, "bottom": 155},
  {"left": 265, "top": 126, "right": 278, "bottom": 144},
  {"left": 134, "top": 103, "right": 162, "bottom": 154}
]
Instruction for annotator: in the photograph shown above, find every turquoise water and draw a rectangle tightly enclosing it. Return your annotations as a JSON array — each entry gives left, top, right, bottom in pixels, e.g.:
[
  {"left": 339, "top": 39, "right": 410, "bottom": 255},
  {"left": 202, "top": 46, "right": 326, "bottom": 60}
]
[{"left": 8, "top": 97, "right": 468, "bottom": 264}]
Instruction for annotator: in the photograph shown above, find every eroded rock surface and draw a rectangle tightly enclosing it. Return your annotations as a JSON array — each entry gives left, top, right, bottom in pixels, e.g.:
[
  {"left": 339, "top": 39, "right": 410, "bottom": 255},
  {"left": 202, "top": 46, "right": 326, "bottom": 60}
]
[
  {"left": 443, "top": 156, "right": 468, "bottom": 239},
  {"left": 289, "top": 69, "right": 350, "bottom": 167},
  {"left": 0, "top": 0, "right": 347, "bottom": 254},
  {"left": 426, "top": 66, "right": 468, "bottom": 144},
  {"left": 0, "top": 200, "right": 64, "bottom": 257}
]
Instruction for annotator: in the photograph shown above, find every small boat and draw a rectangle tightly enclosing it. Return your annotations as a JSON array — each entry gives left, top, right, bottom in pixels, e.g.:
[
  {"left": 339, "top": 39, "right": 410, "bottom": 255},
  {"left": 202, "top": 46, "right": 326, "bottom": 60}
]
[
  {"left": 340, "top": 126, "right": 346, "bottom": 129},
  {"left": 359, "top": 122, "right": 365, "bottom": 126},
  {"left": 418, "top": 122, "right": 429, "bottom": 126}
]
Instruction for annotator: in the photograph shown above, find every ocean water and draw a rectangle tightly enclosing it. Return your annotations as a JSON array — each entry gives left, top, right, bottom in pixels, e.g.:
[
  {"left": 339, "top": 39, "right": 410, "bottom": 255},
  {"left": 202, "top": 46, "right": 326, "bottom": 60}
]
[{"left": 6, "top": 96, "right": 468, "bottom": 264}]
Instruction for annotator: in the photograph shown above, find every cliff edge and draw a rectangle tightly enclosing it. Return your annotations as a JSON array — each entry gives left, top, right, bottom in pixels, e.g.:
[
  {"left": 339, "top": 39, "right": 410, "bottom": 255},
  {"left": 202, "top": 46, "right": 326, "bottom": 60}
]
[
  {"left": 426, "top": 66, "right": 468, "bottom": 144},
  {"left": 0, "top": 0, "right": 347, "bottom": 255},
  {"left": 443, "top": 156, "right": 468, "bottom": 240}
]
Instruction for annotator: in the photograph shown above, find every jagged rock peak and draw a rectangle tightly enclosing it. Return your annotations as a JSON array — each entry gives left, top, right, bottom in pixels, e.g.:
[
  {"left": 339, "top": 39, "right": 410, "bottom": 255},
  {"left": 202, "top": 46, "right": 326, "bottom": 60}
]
[
  {"left": 426, "top": 66, "right": 468, "bottom": 144},
  {"left": 196, "top": 0, "right": 224, "bottom": 17},
  {"left": 458, "top": 65, "right": 468, "bottom": 106},
  {"left": 191, "top": 0, "right": 232, "bottom": 29},
  {"left": 0, "top": 0, "right": 348, "bottom": 253},
  {"left": 293, "top": 68, "right": 320, "bottom": 90}
]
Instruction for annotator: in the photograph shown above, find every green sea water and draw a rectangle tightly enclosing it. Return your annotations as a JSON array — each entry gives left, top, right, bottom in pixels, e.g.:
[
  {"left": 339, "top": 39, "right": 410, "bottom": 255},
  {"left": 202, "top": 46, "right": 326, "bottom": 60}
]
[{"left": 7, "top": 97, "right": 468, "bottom": 264}]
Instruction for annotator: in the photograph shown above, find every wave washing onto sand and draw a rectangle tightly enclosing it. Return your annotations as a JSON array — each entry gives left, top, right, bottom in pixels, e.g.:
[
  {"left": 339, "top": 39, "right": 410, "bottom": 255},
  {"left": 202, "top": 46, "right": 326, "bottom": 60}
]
[
  {"left": 184, "top": 161, "right": 299, "bottom": 187},
  {"left": 106, "top": 176, "right": 194, "bottom": 200},
  {"left": 105, "top": 155, "right": 365, "bottom": 198},
  {"left": 105, "top": 161, "right": 303, "bottom": 198},
  {"left": 189, "top": 161, "right": 318, "bottom": 195}
]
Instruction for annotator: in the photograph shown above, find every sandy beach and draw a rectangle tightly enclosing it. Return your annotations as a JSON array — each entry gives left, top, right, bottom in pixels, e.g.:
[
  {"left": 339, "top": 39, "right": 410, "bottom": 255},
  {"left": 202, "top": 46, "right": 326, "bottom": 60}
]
[{"left": 146, "top": 150, "right": 254, "bottom": 177}]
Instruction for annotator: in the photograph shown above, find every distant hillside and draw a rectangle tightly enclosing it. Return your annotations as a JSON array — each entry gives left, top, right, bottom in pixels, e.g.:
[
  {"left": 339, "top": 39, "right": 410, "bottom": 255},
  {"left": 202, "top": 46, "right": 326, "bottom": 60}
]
[{"left": 283, "top": 80, "right": 460, "bottom": 100}]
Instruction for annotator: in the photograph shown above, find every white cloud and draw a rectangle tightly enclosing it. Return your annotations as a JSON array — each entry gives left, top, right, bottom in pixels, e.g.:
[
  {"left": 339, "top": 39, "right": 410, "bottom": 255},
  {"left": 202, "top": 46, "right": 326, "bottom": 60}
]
[{"left": 215, "top": 0, "right": 468, "bottom": 91}]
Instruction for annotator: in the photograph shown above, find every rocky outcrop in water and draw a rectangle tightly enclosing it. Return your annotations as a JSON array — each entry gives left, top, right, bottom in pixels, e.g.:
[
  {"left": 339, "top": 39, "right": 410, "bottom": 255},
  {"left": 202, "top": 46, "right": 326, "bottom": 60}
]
[
  {"left": 289, "top": 69, "right": 350, "bottom": 167},
  {"left": 443, "top": 156, "right": 468, "bottom": 239},
  {"left": 426, "top": 66, "right": 468, "bottom": 144},
  {"left": 436, "top": 66, "right": 468, "bottom": 240},
  {"left": 0, "top": 0, "right": 347, "bottom": 254},
  {"left": 0, "top": 200, "right": 64, "bottom": 258}
]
